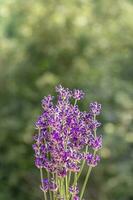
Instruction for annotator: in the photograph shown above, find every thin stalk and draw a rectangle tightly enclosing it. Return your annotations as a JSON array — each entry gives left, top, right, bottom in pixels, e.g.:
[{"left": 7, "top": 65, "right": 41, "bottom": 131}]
[
  {"left": 65, "top": 174, "right": 68, "bottom": 200},
  {"left": 77, "top": 146, "right": 88, "bottom": 180},
  {"left": 77, "top": 160, "right": 85, "bottom": 180},
  {"left": 70, "top": 172, "right": 78, "bottom": 199},
  {"left": 73, "top": 172, "right": 78, "bottom": 186},
  {"left": 60, "top": 178, "right": 64, "bottom": 198},
  {"left": 47, "top": 171, "right": 52, "bottom": 200},
  {"left": 68, "top": 171, "right": 71, "bottom": 185},
  {"left": 62, "top": 178, "right": 65, "bottom": 198},
  {"left": 68, "top": 171, "right": 72, "bottom": 199},
  {"left": 80, "top": 166, "right": 92, "bottom": 200},
  {"left": 58, "top": 177, "right": 61, "bottom": 196},
  {"left": 74, "top": 99, "right": 77, "bottom": 106},
  {"left": 80, "top": 150, "right": 97, "bottom": 199},
  {"left": 53, "top": 173, "right": 55, "bottom": 200},
  {"left": 40, "top": 168, "right": 47, "bottom": 200}
]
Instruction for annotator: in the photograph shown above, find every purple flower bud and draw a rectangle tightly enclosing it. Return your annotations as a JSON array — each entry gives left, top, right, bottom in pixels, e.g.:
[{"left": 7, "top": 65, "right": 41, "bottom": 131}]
[
  {"left": 85, "top": 153, "right": 100, "bottom": 167},
  {"left": 73, "top": 195, "right": 80, "bottom": 200},
  {"left": 69, "top": 186, "right": 79, "bottom": 194},
  {"left": 73, "top": 89, "right": 85, "bottom": 100},
  {"left": 35, "top": 157, "right": 43, "bottom": 168},
  {"left": 67, "top": 162, "right": 80, "bottom": 172},
  {"left": 89, "top": 102, "right": 101, "bottom": 115},
  {"left": 35, "top": 116, "right": 45, "bottom": 129},
  {"left": 49, "top": 181, "right": 58, "bottom": 191},
  {"left": 56, "top": 85, "right": 72, "bottom": 101},
  {"left": 88, "top": 119, "right": 101, "bottom": 130},
  {"left": 40, "top": 178, "right": 49, "bottom": 192},
  {"left": 41, "top": 95, "right": 54, "bottom": 109},
  {"left": 57, "top": 168, "right": 67, "bottom": 177},
  {"left": 55, "top": 85, "right": 64, "bottom": 93},
  {"left": 88, "top": 134, "right": 102, "bottom": 150}
]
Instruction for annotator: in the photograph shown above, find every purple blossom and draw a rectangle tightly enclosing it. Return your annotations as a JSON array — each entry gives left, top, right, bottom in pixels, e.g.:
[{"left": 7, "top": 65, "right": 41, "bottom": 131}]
[
  {"left": 41, "top": 95, "right": 54, "bottom": 109},
  {"left": 88, "top": 119, "right": 101, "bottom": 130},
  {"left": 73, "top": 195, "right": 80, "bottom": 200},
  {"left": 40, "top": 178, "right": 57, "bottom": 192},
  {"left": 73, "top": 89, "right": 85, "bottom": 100},
  {"left": 40, "top": 178, "right": 49, "bottom": 192},
  {"left": 85, "top": 153, "right": 100, "bottom": 167},
  {"left": 69, "top": 186, "right": 79, "bottom": 194},
  {"left": 56, "top": 85, "right": 72, "bottom": 101},
  {"left": 88, "top": 134, "right": 102, "bottom": 150},
  {"left": 57, "top": 167, "right": 67, "bottom": 177},
  {"left": 49, "top": 181, "right": 58, "bottom": 191},
  {"left": 90, "top": 102, "right": 101, "bottom": 115}
]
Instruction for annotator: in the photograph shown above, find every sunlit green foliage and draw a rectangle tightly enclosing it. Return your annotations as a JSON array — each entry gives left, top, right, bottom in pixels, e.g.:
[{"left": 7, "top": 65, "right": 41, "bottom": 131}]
[{"left": 0, "top": 0, "right": 133, "bottom": 200}]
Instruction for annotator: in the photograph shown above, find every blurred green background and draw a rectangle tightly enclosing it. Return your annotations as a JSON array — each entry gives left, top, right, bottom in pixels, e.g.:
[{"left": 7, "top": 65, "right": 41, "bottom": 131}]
[{"left": 0, "top": 0, "right": 133, "bottom": 200}]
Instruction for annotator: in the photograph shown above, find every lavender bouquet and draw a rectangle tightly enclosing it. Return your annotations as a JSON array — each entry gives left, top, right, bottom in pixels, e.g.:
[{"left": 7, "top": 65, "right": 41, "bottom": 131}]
[{"left": 33, "top": 85, "right": 102, "bottom": 200}]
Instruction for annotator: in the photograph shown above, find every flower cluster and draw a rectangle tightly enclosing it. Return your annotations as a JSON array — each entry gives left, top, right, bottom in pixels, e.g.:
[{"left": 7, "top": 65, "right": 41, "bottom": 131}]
[{"left": 33, "top": 85, "right": 102, "bottom": 199}]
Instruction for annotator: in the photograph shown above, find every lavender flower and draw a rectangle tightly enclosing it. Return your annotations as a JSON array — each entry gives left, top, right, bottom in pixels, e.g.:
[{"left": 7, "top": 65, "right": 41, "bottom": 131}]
[
  {"left": 90, "top": 102, "right": 101, "bottom": 115},
  {"left": 73, "top": 89, "right": 85, "bottom": 100},
  {"left": 49, "top": 180, "right": 58, "bottom": 191},
  {"left": 73, "top": 195, "right": 80, "bottom": 200},
  {"left": 41, "top": 95, "right": 54, "bottom": 109},
  {"left": 85, "top": 153, "right": 100, "bottom": 167},
  {"left": 40, "top": 179, "right": 49, "bottom": 192},
  {"left": 88, "top": 134, "right": 102, "bottom": 150},
  {"left": 32, "top": 85, "right": 102, "bottom": 200},
  {"left": 69, "top": 186, "right": 79, "bottom": 195}
]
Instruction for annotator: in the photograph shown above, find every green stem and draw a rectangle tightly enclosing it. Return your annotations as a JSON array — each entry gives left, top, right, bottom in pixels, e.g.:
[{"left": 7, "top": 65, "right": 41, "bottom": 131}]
[
  {"left": 60, "top": 178, "right": 64, "bottom": 198},
  {"left": 65, "top": 174, "right": 68, "bottom": 199},
  {"left": 74, "top": 99, "right": 77, "bottom": 106},
  {"left": 47, "top": 171, "right": 52, "bottom": 200},
  {"left": 68, "top": 171, "right": 72, "bottom": 199},
  {"left": 69, "top": 173, "right": 78, "bottom": 200},
  {"left": 52, "top": 173, "right": 55, "bottom": 200},
  {"left": 77, "top": 146, "right": 88, "bottom": 180},
  {"left": 68, "top": 171, "right": 71, "bottom": 185},
  {"left": 73, "top": 172, "right": 78, "bottom": 186},
  {"left": 80, "top": 166, "right": 92, "bottom": 200},
  {"left": 40, "top": 168, "right": 47, "bottom": 200},
  {"left": 57, "top": 177, "right": 61, "bottom": 196}
]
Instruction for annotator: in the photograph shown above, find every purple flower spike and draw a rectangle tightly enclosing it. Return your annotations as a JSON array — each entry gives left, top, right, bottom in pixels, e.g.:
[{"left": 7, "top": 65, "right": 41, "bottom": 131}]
[
  {"left": 73, "top": 195, "right": 80, "bottom": 200},
  {"left": 89, "top": 102, "right": 101, "bottom": 115},
  {"left": 88, "top": 134, "right": 102, "bottom": 150},
  {"left": 88, "top": 119, "right": 101, "bottom": 130},
  {"left": 41, "top": 95, "right": 54, "bottom": 109},
  {"left": 57, "top": 168, "right": 67, "bottom": 177},
  {"left": 69, "top": 186, "right": 79, "bottom": 195},
  {"left": 73, "top": 89, "right": 85, "bottom": 100},
  {"left": 85, "top": 153, "right": 100, "bottom": 167},
  {"left": 55, "top": 85, "right": 64, "bottom": 93},
  {"left": 40, "top": 178, "right": 49, "bottom": 192},
  {"left": 55, "top": 85, "right": 72, "bottom": 101},
  {"left": 49, "top": 181, "right": 58, "bottom": 191}
]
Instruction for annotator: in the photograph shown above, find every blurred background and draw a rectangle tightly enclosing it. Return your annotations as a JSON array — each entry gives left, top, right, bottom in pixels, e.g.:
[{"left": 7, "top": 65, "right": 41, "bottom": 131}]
[{"left": 0, "top": 0, "right": 133, "bottom": 200}]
